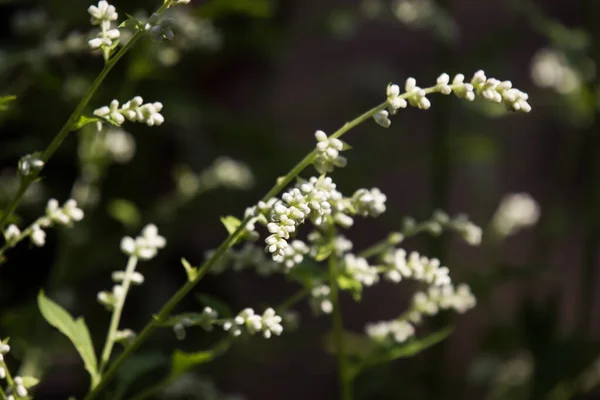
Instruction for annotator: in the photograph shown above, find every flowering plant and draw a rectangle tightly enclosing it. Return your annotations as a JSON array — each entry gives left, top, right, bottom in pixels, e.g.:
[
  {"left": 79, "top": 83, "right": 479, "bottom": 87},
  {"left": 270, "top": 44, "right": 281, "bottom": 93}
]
[{"left": 0, "top": 1, "right": 534, "bottom": 399}]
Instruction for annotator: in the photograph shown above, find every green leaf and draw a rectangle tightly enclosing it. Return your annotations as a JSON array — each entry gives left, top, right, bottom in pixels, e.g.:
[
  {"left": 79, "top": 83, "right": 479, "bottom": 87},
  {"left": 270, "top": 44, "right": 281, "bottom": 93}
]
[
  {"left": 314, "top": 244, "right": 333, "bottom": 262},
  {"left": 350, "top": 325, "right": 454, "bottom": 378},
  {"left": 72, "top": 115, "right": 100, "bottom": 131},
  {"left": 0, "top": 95, "right": 16, "bottom": 111},
  {"left": 119, "top": 14, "right": 144, "bottom": 30},
  {"left": 195, "top": 293, "right": 233, "bottom": 318},
  {"left": 169, "top": 340, "right": 230, "bottom": 380},
  {"left": 20, "top": 376, "right": 40, "bottom": 388},
  {"left": 220, "top": 215, "right": 241, "bottom": 235},
  {"left": 181, "top": 258, "right": 197, "bottom": 281},
  {"left": 107, "top": 199, "right": 141, "bottom": 229},
  {"left": 37, "top": 291, "right": 99, "bottom": 387},
  {"left": 337, "top": 274, "right": 362, "bottom": 301}
]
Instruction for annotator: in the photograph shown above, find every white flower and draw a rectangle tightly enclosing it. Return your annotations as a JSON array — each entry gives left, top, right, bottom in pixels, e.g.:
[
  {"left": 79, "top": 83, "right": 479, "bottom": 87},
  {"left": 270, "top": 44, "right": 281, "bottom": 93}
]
[
  {"left": 404, "top": 77, "right": 431, "bottom": 109},
  {"left": 279, "top": 240, "right": 309, "bottom": 269},
  {"left": 313, "top": 130, "right": 347, "bottom": 174},
  {"left": 88, "top": 1, "right": 118, "bottom": 25},
  {"left": 14, "top": 376, "right": 27, "bottom": 398},
  {"left": 382, "top": 249, "right": 450, "bottom": 286},
  {"left": 366, "top": 320, "right": 415, "bottom": 343},
  {"left": 469, "top": 70, "right": 531, "bottom": 112},
  {"left": 30, "top": 224, "right": 46, "bottom": 247},
  {"left": 531, "top": 48, "right": 580, "bottom": 94},
  {"left": 120, "top": 224, "right": 166, "bottom": 260},
  {"left": 0, "top": 343, "right": 10, "bottom": 354},
  {"left": 373, "top": 110, "right": 391, "bottom": 128},
  {"left": 491, "top": 193, "right": 540, "bottom": 237},
  {"left": 93, "top": 97, "right": 164, "bottom": 127},
  {"left": 436, "top": 73, "right": 452, "bottom": 95},
  {"left": 104, "top": 129, "right": 136, "bottom": 163},
  {"left": 112, "top": 270, "right": 145, "bottom": 285},
  {"left": 18, "top": 154, "right": 44, "bottom": 177},
  {"left": 310, "top": 284, "right": 333, "bottom": 315},
  {"left": 4, "top": 224, "right": 21, "bottom": 243},
  {"left": 351, "top": 187, "right": 387, "bottom": 217},
  {"left": 202, "top": 156, "right": 254, "bottom": 190},
  {"left": 343, "top": 253, "right": 379, "bottom": 286},
  {"left": 45, "top": 198, "right": 84, "bottom": 225},
  {"left": 261, "top": 308, "right": 283, "bottom": 338}
]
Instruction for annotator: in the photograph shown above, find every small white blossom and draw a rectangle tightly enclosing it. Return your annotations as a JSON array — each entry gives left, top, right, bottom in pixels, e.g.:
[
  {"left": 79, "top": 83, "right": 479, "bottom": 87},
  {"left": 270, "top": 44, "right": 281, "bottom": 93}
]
[
  {"left": 386, "top": 83, "right": 407, "bottom": 113},
  {"left": 226, "top": 308, "right": 283, "bottom": 338},
  {"left": 93, "top": 97, "right": 164, "bottom": 128},
  {"left": 112, "top": 270, "right": 145, "bottom": 285},
  {"left": 469, "top": 70, "right": 531, "bottom": 112},
  {"left": 3, "top": 224, "right": 21, "bottom": 243},
  {"left": 491, "top": 193, "right": 540, "bottom": 238},
  {"left": 351, "top": 187, "right": 387, "bottom": 217},
  {"left": 88, "top": 1, "right": 118, "bottom": 24},
  {"left": 531, "top": 48, "right": 581, "bottom": 94},
  {"left": 30, "top": 224, "right": 46, "bottom": 247},
  {"left": 45, "top": 198, "right": 84, "bottom": 226},
  {"left": 313, "top": 130, "right": 347, "bottom": 174},
  {"left": 280, "top": 240, "right": 310, "bottom": 269},
  {"left": 0, "top": 343, "right": 10, "bottom": 354},
  {"left": 382, "top": 249, "right": 450, "bottom": 286},
  {"left": 120, "top": 224, "right": 166, "bottom": 260},
  {"left": 343, "top": 253, "right": 379, "bottom": 286},
  {"left": 373, "top": 110, "right": 391, "bottom": 128},
  {"left": 310, "top": 284, "right": 333, "bottom": 315},
  {"left": 366, "top": 320, "right": 415, "bottom": 343},
  {"left": 14, "top": 376, "right": 27, "bottom": 398},
  {"left": 436, "top": 73, "right": 452, "bottom": 95},
  {"left": 404, "top": 77, "right": 431, "bottom": 110},
  {"left": 0, "top": 367, "right": 5, "bottom": 379},
  {"left": 18, "top": 154, "right": 44, "bottom": 177}
]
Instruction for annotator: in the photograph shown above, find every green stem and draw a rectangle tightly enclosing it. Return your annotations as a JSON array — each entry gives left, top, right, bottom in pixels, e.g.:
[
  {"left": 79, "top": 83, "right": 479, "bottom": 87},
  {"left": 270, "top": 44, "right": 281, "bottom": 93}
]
[
  {"left": 99, "top": 256, "right": 139, "bottom": 373},
  {"left": 328, "top": 233, "right": 352, "bottom": 400}
]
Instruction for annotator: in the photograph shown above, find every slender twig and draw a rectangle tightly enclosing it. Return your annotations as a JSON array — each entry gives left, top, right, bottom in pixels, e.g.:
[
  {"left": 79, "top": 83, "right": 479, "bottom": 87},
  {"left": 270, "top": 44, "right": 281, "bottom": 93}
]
[
  {"left": 99, "top": 256, "right": 139, "bottom": 373},
  {"left": 327, "top": 227, "right": 352, "bottom": 400}
]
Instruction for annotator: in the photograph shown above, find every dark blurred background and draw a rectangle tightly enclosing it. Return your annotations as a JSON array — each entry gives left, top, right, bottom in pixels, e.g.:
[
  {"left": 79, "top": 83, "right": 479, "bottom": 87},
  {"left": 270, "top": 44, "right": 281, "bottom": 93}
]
[{"left": 1, "top": 0, "right": 600, "bottom": 399}]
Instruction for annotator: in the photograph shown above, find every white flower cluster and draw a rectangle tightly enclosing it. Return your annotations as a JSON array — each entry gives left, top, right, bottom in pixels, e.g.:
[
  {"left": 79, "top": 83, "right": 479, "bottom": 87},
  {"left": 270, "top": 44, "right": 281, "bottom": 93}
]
[
  {"left": 365, "top": 319, "right": 415, "bottom": 343},
  {"left": 470, "top": 70, "right": 531, "bottom": 112},
  {"left": 377, "top": 70, "right": 531, "bottom": 127},
  {"left": 343, "top": 253, "right": 379, "bottom": 286},
  {"left": 0, "top": 341, "right": 33, "bottom": 399},
  {"left": 491, "top": 193, "right": 540, "bottom": 238},
  {"left": 351, "top": 188, "right": 387, "bottom": 217},
  {"left": 18, "top": 154, "right": 44, "bottom": 178},
  {"left": 97, "top": 270, "right": 144, "bottom": 311},
  {"left": 120, "top": 224, "right": 166, "bottom": 260},
  {"left": 88, "top": 1, "right": 120, "bottom": 52},
  {"left": 410, "top": 283, "right": 476, "bottom": 317},
  {"left": 93, "top": 96, "right": 164, "bottom": 129},
  {"left": 223, "top": 308, "right": 283, "bottom": 339},
  {"left": 531, "top": 48, "right": 581, "bottom": 94},
  {"left": 258, "top": 177, "right": 387, "bottom": 263},
  {"left": 3, "top": 198, "right": 84, "bottom": 248},
  {"left": 365, "top": 283, "right": 475, "bottom": 344},
  {"left": 263, "top": 176, "right": 343, "bottom": 262},
  {"left": 381, "top": 248, "right": 450, "bottom": 286},
  {"left": 309, "top": 284, "right": 333, "bottom": 315},
  {"left": 313, "top": 130, "right": 347, "bottom": 174}
]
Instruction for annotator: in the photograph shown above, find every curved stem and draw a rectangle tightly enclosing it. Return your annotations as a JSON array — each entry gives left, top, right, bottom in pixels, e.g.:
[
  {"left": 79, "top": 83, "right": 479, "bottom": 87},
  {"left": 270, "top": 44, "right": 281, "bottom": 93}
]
[{"left": 99, "top": 256, "right": 139, "bottom": 374}]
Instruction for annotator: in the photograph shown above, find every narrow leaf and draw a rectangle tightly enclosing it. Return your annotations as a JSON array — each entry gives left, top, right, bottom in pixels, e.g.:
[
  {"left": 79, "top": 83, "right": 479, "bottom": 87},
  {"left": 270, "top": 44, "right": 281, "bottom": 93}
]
[
  {"left": 37, "top": 291, "right": 100, "bottom": 386},
  {"left": 181, "top": 258, "right": 197, "bottom": 281},
  {"left": 350, "top": 325, "right": 454, "bottom": 378},
  {"left": 220, "top": 215, "right": 241, "bottom": 235},
  {"left": 107, "top": 198, "right": 141, "bottom": 229},
  {"left": 72, "top": 115, "right": 100, "bottom": 131},
  {"left": 169, "top": 340, "right": 230, "bottom": 379}
]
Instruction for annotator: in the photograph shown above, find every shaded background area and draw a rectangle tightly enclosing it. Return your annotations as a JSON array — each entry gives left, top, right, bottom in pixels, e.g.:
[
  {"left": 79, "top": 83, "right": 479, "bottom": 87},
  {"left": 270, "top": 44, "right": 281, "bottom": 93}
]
[{"left": 1, "top": 0, "right": 600, "bottom": 399}]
